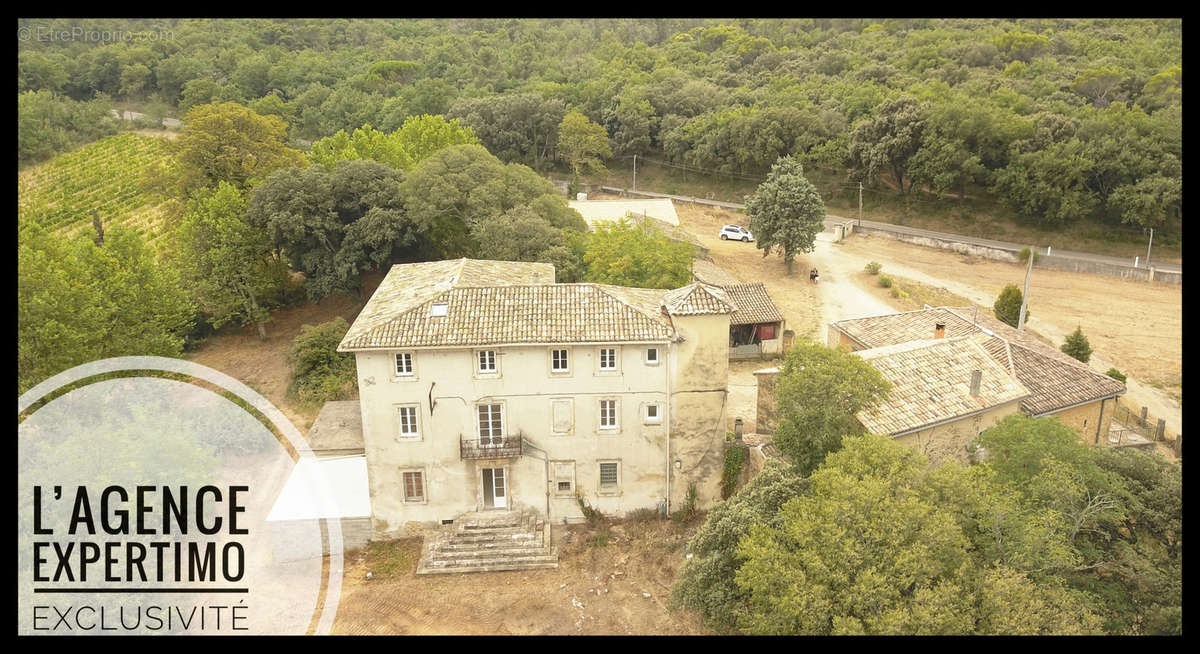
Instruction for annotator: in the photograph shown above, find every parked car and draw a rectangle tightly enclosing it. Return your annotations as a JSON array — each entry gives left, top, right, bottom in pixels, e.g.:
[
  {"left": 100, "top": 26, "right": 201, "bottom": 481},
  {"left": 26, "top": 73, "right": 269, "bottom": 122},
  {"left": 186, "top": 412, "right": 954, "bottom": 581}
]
[{"left": 719, "top": 225, "right": 754, "bottom": 242}]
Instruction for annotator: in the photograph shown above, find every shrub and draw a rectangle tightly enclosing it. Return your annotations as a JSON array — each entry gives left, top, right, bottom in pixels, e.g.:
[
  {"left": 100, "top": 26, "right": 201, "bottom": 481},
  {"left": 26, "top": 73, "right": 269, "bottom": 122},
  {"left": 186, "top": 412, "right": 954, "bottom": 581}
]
[
  {"left": 993, "top": 284, "right": 1028, "bottom": 328},
  {"left": 864, "top": 261, "right": 883, "bottom": 275},
  {"left": 722, "top": 444, "right": 749, "bottom": 499},
  {"left": 576, "top": 495, "right": 605, "bottom": 527},
  {"left": 890, "top": 287, "right": 901, "bottom": 298},
  {"left": 1018, "top": 247, "right": 1041, "bottom": 263},
  {"left": 288, "top": 317, "right": 356, "bottom": 405},
  {"left": 1060, "top": 325, "right": 1093, "bottom": 363},
  {"left": 878, "top": 275, "right": 893, "bottom": 288},
  {"left": 671, "top": 485, "right": 698, "bottom": 524},
  {"left": 1106, "top": 368, "right": 1127, "bottom": 383}
]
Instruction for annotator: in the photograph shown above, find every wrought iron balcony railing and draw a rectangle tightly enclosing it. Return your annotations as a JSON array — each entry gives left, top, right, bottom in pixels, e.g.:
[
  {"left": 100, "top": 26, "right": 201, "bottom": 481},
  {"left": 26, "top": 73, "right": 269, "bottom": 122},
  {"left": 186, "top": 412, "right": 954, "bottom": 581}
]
[{"left": 460, "top": 433, "right": 523, "bottom": 459}]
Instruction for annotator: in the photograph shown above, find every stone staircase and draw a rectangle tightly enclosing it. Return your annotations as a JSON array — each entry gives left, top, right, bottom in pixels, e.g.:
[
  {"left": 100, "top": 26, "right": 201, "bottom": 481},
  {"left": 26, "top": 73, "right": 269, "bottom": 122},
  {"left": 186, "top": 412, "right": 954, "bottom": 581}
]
[{"left": 415, "top": 510, "right": 558, "bottom": 575}]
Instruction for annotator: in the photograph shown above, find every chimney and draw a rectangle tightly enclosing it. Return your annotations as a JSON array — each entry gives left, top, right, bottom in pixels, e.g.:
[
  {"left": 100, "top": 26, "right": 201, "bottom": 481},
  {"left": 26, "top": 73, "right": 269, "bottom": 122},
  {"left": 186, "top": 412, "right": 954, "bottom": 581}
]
[
  {"left": 934, "top": 322, "right": 946, "bottom": 339},
  {"left": 969, "top": 370, "right": 982, "bottom": 397}
]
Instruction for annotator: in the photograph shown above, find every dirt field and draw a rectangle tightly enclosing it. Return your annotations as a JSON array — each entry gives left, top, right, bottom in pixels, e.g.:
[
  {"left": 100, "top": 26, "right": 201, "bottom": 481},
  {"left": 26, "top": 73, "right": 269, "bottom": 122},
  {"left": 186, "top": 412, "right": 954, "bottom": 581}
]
[
  {"left": 670, "top": 201, "right": 1182, "bottom": 439},
  {"left": 331, "top": 518, "right": 710, "bottom": 635},
  {"left": 185, "top": 274, "right": 382, "bottom": 433}
]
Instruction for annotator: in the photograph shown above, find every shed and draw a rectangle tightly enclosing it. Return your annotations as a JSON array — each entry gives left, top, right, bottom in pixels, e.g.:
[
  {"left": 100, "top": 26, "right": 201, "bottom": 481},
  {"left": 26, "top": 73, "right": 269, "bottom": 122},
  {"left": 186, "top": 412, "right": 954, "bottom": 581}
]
[{"left": 266, "top": 455, "right": 372, "bottom": 561}]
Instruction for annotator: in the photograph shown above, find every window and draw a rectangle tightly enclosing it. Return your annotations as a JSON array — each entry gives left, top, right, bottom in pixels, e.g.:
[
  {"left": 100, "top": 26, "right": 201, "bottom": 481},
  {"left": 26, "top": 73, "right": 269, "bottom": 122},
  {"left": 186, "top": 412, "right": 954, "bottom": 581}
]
[
  {"left": 644, "top": 403, "right": 662, "bottom": 425},
  {"left": 430, "top": 303, "right": 448, "bottom": 317},
  {"left": 402, "top": 471, "right": 425, "bottom": 502},
  {"left": 478, "top": 404, "right": 504, "bottom": 444},
  {"left": 478, "top": 350, "right": 497, "bottom": 373},
  {"left": 551, "top": 399, "right": 574, "bottom": 435},
  {"left": 553, "top": 462, "right": 575, "bottom": 496},
  {"left": 551, "top": 348, "right": 569, "bottom": 373},
  {"left": 395, "top": 352, "right": 413, "bottom": 376},
  {"left": 599, "top": 347, "right": 617, "bottom": 370},
  {"left": 645, "top": 347, "right": 659, "bottom": 365},
  {"left": 599, "top": 462, "right": 619, "bottom": 492},
  {"left": 397, "top": 405, "right": 419, "bottom": 438},
  {"left": 599, "top": 400, "right": 618, "bottom": 430}
]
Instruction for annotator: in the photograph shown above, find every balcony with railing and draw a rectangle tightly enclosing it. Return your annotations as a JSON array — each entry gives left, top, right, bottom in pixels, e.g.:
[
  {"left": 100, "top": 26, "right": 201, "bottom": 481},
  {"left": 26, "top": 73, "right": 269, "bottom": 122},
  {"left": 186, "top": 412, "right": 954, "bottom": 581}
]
[{"left": 460, "top": 432, "right": 523, "bottom": 459}]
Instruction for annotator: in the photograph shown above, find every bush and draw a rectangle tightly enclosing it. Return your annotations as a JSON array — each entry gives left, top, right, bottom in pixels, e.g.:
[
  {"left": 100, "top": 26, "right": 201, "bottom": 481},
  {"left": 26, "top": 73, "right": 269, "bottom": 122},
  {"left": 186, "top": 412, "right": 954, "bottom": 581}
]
[
  {"left": 1018, "top": 247, "right": 1041, "bottom": 263},
  {"left": 993, "top": 284, "right": 1028, "bottom": 328},
  {"left": 878, "top": 275, "right": 893, "bottom": 288},
  {"left": 1060, "top": 325, "right": 1093, "bottom": 363},
  {"left": 670, "top": 460, "right": 809, "bottom": 633},
  {"left": 288, "top": 317, "right": 356, "bottom": 405},
  {"left": 890, "top": 287, "right": 901, "bottom": 298},
  {"left": 671, "top": 485, "right": 698, "bottom": 524},
  {"left": 864, "top": 261, "right": 883, "bottom": 275},
  {"left": 1106, "top": 368, "right": 1127, "bottom": 383}
]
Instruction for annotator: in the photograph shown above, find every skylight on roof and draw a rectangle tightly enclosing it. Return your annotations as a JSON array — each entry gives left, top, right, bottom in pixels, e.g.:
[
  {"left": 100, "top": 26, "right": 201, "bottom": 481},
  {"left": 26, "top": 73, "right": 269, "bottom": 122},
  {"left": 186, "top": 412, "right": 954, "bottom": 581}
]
[{"left": 430, "top": 303, "right": 448, "bottom": 317}]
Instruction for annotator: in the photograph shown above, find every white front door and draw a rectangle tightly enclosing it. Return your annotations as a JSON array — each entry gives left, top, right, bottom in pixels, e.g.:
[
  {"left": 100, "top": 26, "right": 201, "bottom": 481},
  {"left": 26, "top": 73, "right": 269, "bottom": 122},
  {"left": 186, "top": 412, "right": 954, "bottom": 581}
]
[{"left": 483, "top": 467, "right": 507, "bottom": 509}]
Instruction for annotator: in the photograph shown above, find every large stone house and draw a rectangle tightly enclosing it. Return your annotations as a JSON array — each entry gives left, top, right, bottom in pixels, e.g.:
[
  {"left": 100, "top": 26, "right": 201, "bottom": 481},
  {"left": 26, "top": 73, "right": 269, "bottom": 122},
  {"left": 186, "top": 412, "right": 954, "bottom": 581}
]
[
  {"left": 336, "top": 258, "right": 734, "bottom": 539},
  {"left": 827, "top": 306, "right": 1127, "bottom": 446}
]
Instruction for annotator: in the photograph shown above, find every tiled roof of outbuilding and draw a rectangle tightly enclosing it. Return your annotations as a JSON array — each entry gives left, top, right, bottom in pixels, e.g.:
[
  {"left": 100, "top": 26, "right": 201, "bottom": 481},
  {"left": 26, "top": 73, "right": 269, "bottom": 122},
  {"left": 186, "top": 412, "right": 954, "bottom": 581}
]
[{"left": 853, "top": 336, "right": 1030, "bottom": 436}]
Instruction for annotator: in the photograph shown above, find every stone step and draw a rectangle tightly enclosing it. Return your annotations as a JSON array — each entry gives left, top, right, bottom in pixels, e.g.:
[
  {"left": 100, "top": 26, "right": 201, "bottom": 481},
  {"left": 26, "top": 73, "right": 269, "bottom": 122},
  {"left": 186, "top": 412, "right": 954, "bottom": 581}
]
[
  {"left": 415, "top": 551, "right": 560, "bottom": 575},
  {"left": 451, "top": 525, "right": 544, "bottom": 540},
  {"left": 416, "top": 560, "right": 560, "bottom": 575},
  {"left": 435, "top": 536, "right": 547, "bottom": 552},
  {"left": 430, "top": 545, "right": 552, "bottom": 560}
]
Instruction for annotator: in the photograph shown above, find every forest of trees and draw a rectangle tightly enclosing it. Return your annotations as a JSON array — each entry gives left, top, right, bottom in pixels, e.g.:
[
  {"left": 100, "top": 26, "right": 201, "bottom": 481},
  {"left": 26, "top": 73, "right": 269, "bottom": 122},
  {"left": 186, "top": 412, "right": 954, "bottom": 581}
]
[{"left": 18, "top": 18, "right": 1182, "bottom": 232}]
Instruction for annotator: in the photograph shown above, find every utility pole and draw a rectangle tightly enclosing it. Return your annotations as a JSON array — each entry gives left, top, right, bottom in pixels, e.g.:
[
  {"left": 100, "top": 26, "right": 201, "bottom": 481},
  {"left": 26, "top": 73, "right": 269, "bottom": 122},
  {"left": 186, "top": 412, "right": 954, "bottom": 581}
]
[
  {"left": 858, "top": 182, "right": 863, "bottom": 227},
  {"left": 1017, "top": 245, "right": 1034, "bottom": 330},
  {"left": 632, "top": 154, "right": 637, "bottom": 192},
  {"left": 1145, "top": 227, "right": 1154, "bottom": 268}
]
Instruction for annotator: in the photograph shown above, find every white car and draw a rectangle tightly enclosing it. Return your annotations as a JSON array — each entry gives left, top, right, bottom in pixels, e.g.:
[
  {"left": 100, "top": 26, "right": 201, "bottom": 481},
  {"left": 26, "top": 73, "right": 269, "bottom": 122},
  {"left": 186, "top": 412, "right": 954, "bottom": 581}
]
[{"left": 719, "top": 225, "right": 754, "bottom": 242}]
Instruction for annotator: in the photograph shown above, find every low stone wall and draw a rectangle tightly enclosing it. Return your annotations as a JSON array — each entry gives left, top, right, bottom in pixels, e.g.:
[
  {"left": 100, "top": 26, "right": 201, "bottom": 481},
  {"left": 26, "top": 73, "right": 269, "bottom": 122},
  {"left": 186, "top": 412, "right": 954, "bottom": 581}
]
[
  {"left": 853, "top": 225, "right": 1182, "bottom": 286},
  {"left": 854, "top": 224, "right": 1020, "bottom": 262},
  {"left": 269, "top": 516, "right": 371, "bottom": 562},
  {"left": 1034, "top": 255, "right": 1181, "bottom": 284}
]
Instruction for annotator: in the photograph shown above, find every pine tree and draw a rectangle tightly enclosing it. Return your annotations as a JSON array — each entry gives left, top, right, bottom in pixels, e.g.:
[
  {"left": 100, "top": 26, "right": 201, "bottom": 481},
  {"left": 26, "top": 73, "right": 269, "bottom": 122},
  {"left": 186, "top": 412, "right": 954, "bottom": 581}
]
[{"left": 1060, "top": 325, "right": 1093, "bottom": 363}]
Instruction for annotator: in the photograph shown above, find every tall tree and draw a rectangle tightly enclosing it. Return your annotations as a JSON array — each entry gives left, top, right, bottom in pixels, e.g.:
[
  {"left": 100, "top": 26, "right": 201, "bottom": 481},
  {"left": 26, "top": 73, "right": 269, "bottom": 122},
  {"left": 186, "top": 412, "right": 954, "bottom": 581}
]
[
  {"left": 581, "top": 217, "right": 695, "bottom": 289},
  {"left": 847, "top": 96, "right": 927, "bottom": 195},
  {"left": 557, "top": 110, "right": 613, "bottom": 179},
  {"left": 744, "top": 156, "right": 826, "bottom": 275},
  {"left": 770, "top": 341, "right": 891, "bottom": 475},
  {"left": 173, "top": 182, "right": 290, "bottom": 340},
  {"left": 308, "top": 115, "right": 479, "bottom": 171},
  {"left": 247, "top": 160, "right": 416, "bottom": 300},
  {"left": 159, "top": 102, "right": 306, "bottom": 198},
  {"left": 18, "top": 223, "right": 194, "bottom": 394}
]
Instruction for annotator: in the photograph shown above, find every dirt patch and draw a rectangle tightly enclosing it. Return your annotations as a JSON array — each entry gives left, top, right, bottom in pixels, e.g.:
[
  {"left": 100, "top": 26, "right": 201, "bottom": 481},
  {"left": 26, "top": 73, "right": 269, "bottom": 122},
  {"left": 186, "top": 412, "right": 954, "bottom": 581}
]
[
  {"left": 858, "top": 271, "right": 979, "bottom": 315},
  {"left": 185, "top": 273, "right": 384, "bottom": 433},
  {"left": 331, "top": 518, "right": 710, "bottom": 635}
]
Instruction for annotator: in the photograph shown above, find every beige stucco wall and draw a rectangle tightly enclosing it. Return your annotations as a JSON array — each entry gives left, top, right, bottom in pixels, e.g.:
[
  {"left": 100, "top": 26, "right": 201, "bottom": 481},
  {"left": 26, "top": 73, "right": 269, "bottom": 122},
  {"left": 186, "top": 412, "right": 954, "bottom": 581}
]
[
  {"left": 892, "top": 401, "right": 1022, "bottom": 464},
  {"left": 667, "top": 313, "right": 730, "bottom": 511},
  {"left": 355, "top": 313, "right": 730, "bottom": 538},
  {"left": 1038, "top": 398, "right": 1114, "bottom": 446},
  {"left": 826, "top": 325, "right": 861, "bottom": 351},
  {"left": 356, "top": 343, "right": 675, "bottom": 538}
]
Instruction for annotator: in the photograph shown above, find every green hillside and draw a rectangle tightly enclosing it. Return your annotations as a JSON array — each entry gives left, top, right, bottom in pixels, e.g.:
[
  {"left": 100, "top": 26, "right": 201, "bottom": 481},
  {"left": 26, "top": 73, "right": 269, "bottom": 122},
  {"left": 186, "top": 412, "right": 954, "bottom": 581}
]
[{"left": 17, "top": 132, "right": 176, "bottom": 248}]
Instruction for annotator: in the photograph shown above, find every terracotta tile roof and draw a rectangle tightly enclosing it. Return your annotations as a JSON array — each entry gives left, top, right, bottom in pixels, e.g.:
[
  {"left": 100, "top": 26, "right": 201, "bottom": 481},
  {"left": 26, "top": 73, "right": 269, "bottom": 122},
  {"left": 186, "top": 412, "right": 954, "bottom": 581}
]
[
  {"left": 723, "top": 283, "right": 784, "bottom": 326},
  {"left": 691, "top": 259, "right": 742, "bottom": 286},
  {"left": 662, "top": 283, "right": 738, "bottom": 316},
  {"left": 832, "top": 307, "right": 978, "bottom": 348},
  {"left": 340, "top": 259, "right": 741, "bottom": 350},
  {"left": 831, "top": 307, "right": 1126, "bottom": 417},
  {"left": 853, "top": 336, "right": 1029, "bottom": 436},
  {"left": 341, "top": 284, "right": 677, "bottom": 350}
]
